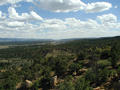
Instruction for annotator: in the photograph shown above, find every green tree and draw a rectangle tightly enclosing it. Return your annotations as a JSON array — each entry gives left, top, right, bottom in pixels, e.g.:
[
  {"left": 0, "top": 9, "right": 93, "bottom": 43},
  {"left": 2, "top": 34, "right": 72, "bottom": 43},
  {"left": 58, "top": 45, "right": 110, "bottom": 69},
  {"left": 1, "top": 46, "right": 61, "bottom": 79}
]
[
  {"left": 100, "top": 50, "right": 110, "bottom": 59},
  {"left": 3, "top": 78, "right": 16, "bottom": 90},
  {"left": 75, "top": 78, "right": 93, "bottom": 90},
  {"left": 110, "top": 43, "right": 119, "bottom": 68},
  {"left": 85, "top": 68, "right": 109, "bottom": 86},
  {"left": 77, "top": 52, "right": 85, "bottom": 60},
  {"left": 58, "top": 80, "right": 75, "bottom": 90},
  {"left": 69, "top": 63, "right": 82, "bottom": 73},
  {"left": 55, "top": 58, "right": 68, "bottom": 76}
]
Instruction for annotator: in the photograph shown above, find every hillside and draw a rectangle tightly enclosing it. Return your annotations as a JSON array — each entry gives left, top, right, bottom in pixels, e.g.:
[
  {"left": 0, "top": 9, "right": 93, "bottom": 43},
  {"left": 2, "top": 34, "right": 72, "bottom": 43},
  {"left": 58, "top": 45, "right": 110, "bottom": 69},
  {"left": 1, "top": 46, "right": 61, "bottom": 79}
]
[{"left": 0, "top": 36, "right": 120, "bottom": 90}]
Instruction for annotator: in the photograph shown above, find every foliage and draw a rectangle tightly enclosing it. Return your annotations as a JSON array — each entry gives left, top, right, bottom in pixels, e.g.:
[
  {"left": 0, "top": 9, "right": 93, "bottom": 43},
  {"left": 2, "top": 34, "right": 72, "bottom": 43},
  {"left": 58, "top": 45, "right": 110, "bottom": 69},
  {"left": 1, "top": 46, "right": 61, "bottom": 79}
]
[
  {"left": 110, "top": 43, "right": 120, "bottom": 67},
  {"left": 58, "top": 80, "right": 75, "bottom": 90},
  {"left": 100, "top": 50, "right": 110, "bottom": 59},
  {"left": 69, "top": 63, "right": 82, "bottom": 73},
  {"left": 85, "top": 68, "right": 110, "bottom": 86},
  {"left": 97, "top": 60, "right": 111, "bottom": 69},
  {"left": 75, "top": 78, "right": 93, "bottom": 90},
  {"left": 0, "top": 36, "right": 120, "bottom": 89},
  {"left": 77, "top": 52, "right": 86, "bottom": 60}
]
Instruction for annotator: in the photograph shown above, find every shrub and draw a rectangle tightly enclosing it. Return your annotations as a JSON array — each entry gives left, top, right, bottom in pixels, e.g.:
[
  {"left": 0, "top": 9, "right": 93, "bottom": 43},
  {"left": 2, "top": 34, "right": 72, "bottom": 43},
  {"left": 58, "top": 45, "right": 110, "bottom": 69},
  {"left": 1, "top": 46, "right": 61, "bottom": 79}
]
[
  {"left": 77, "top": 52, "right": 85, "bottom": 60},
  {"left": 58, "top": 80, "right": 75, "bottom": 90},
  {"left": 100, "top": 50, "right": 110, "bottom": 59},
  {"left": 85, "top": 68, "right": 110, "bottom": 86},
  {"left": 97, "top": 60, "right": 111, "bottom": 69},
  {"left": 75, "top": 78, "right": 93, "bottom": 90},
  {"left": 69, "top": 63, "right": 82, "bottom": 73}
]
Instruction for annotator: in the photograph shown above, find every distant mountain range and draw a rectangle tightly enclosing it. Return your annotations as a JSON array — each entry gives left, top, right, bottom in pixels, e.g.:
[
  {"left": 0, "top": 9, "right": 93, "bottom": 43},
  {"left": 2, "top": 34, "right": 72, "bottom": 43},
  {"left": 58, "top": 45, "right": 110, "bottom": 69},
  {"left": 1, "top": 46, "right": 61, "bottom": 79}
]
[
  {"left": 0, "top": 38, "right": 53, "bottom": 42},
  {"left": 0, "top": 36, "right": 119, "bottom": 43}
]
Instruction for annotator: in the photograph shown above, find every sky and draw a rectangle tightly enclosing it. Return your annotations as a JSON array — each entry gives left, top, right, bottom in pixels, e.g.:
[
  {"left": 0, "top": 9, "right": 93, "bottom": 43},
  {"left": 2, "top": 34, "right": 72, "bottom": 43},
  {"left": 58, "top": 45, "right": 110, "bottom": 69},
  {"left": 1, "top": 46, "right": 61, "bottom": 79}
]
[{"left": 0, "top": 0, "right": 120, "bottom": 39}]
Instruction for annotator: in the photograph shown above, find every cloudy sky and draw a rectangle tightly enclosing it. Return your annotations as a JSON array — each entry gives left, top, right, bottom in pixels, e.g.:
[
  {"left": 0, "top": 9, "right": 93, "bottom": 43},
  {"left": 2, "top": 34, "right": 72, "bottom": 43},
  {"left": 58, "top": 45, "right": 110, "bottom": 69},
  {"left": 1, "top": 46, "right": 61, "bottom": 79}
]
[{"left": 0, "top": 0, "right": 120, "bottom": 39}]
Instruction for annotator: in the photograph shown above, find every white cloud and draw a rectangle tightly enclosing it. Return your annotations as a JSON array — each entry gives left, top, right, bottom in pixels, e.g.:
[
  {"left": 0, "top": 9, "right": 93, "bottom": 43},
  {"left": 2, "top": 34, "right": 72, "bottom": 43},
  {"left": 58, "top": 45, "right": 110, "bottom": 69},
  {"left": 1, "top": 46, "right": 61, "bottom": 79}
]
[
  {"left": 7, "top": 21, "right": 25, "bottom": 27},
  {"left": 0, "top": 0, "right": 33, "bottom": 6},
  {"left": 40, "top": 19, "right": 66, "bottom": 31},
  {"left": 0, "top": 11, "right": 6, "bottom": 19},
  {"left": 85, "top": 2, "right": 112, "bottom": 13},
  {"left": 26, "top": 0, "right": 33, "bottom": 2},
  {"left": 97, "top": 14, "right": 117, "bottom": 24},
  {"left": 0, "top": 11, "right": 2, "bottom": 18},
  {"left": 33, "top": 0, "right": 112, "bottom": 13},
  {"left": 114, "top": 5, "right": 118, "bottom": 9},
  {"left": 8, "top": 7, "right": 22, "bottom": 20},
  {"left": 97, "top": 14, "right": 120, "bottom": 31},
  {"left": 0, "top": 0, "right": 112, "bottom": 13},
  {"left": 0, "top": 0, "right": 22, "bottom": 5},
  {"left": 34, "top": 0, "right": 86, "bottom": 13},
  {"left": 8, "top": 7, "right": 43, "bottom": 21},
  {"left": 30, "top": 11, "right": 43, "bottom": 21},
  {"left": 0, "top": 11, "right": 120, "bottom": 39}
]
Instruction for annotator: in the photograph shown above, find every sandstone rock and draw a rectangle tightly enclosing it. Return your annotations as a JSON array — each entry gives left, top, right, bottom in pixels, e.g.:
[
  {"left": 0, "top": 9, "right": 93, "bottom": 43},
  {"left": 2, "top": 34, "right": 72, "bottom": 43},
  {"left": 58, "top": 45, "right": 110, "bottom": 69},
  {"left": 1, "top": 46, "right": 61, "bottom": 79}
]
[
  {"left": 0, "top": 69, "right": 6, "bottom": 72},
  {"left": 73, "top": 71, "right": 77, "bottom": 76},
  {"left": 52, "top": 75, "right": 58, "bottom": 87},
  {"left": 38, "top": 88, "right": 43, "bottom": 90},
  {"left": 16, "top": 82, "right": 22, "bottom": 89},
  {"left": 50, "top": 71, "right": 55, "bottom": 77},
  {"left": 94, "top": 86, "right": 105, "bottom": 90},
  {"left": 93, "top": 87, "right": 101, "bottom": 90},
  {"left": 25, "top": 80, "right": 32, "bottom": 88}
]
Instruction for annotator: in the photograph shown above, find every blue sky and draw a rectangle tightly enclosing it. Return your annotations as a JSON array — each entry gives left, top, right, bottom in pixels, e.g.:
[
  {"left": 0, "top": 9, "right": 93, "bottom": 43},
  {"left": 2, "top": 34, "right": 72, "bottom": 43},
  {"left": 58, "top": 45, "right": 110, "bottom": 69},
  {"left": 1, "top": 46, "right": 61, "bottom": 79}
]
[{"left": 0, "top": 0, "right": 120, "bottom": 39}]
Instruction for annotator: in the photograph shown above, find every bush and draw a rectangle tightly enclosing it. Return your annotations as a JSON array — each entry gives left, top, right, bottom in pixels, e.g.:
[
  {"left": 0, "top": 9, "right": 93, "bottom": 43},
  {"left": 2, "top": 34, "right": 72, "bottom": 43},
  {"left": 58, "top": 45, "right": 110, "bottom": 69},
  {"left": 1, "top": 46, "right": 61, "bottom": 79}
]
[
  {"left": 100, "top": 50, "right": 110, "bottom": 59},
  {"left": 77, "top": 52, "right": 85, "bottom": 60},
  {"left": 65, "top": 75, "right": 73, "bottom": 81},
  {"left": 117, "top": 66, "right": 120, "bottom": 74},
  {"left": 85, "top": 70, "right": 96, "bottom": 84},
  {"left": 31, "top": 80, "right": 40, "bottom": 90},
  {"left": 55, "top": 59, "right": 68, "bottom": 76},
  {"left": 97, "top": 60, "right": 111, "bottom": 69},
  {"left": 110, "top": 44, "right": 120, "bottom": 68},
  {"left": 85, "top": 68, "right": 109, "bottom": 86},
  {"left": 2, "top": 78, "right": 16, "bottom": 90},
  {"left": 109, "top": 69, "right": 117, "bottom": 77},
  {"left": 58, "top": 80, "right": 75, "bottom": 90},
  {"left": 69, "top": 63, "right": 82, "bottom": 73},
  {"left": 75, "top": 78, "right": 93, "bottom": 90}
]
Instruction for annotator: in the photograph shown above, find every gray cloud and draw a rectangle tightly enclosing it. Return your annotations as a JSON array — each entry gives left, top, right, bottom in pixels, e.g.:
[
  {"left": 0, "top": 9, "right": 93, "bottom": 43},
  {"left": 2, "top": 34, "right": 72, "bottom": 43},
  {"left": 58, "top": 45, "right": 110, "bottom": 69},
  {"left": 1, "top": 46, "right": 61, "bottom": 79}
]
[
  {"left": 34, "top": 0, "right": 112, "bottom": 13},
  {"left": 0, "top": 0, "right": 112, "bottom": 13}
]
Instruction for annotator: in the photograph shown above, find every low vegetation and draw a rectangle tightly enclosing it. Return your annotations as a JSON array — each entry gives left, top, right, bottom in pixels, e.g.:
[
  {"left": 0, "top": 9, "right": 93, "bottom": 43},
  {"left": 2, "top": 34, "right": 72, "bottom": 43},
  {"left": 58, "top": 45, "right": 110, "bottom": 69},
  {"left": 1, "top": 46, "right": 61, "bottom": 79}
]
[{"left": 0, "top": 36, "right": 120, "bottom": 90}]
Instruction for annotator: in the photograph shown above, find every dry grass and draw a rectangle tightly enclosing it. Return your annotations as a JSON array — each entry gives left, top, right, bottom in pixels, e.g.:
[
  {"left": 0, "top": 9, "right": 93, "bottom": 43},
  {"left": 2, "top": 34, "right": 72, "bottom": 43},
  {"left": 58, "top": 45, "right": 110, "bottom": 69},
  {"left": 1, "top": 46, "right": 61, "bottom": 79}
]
[{"left": 0, "top": 46, "right": 9, "bottom": 49}]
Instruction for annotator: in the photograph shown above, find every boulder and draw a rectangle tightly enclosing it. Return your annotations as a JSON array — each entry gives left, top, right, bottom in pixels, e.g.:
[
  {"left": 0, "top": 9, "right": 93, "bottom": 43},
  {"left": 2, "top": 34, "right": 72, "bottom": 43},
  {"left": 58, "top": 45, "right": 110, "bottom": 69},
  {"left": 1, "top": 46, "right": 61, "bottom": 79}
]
[
  {"left": 16, "top": 82, "right": 22, "bottom": 89},
  {"left": 52, "top": 75, "right": 58, "bottom": 87},
  {"left": 73, "top": 71, "right": 77, "bottom": 76},
  {"left": 25, "top": 80, "right": 33, "bottom": 88},
  {"left": 0, "top": 69, "right": 6, "bottom": 72}
]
